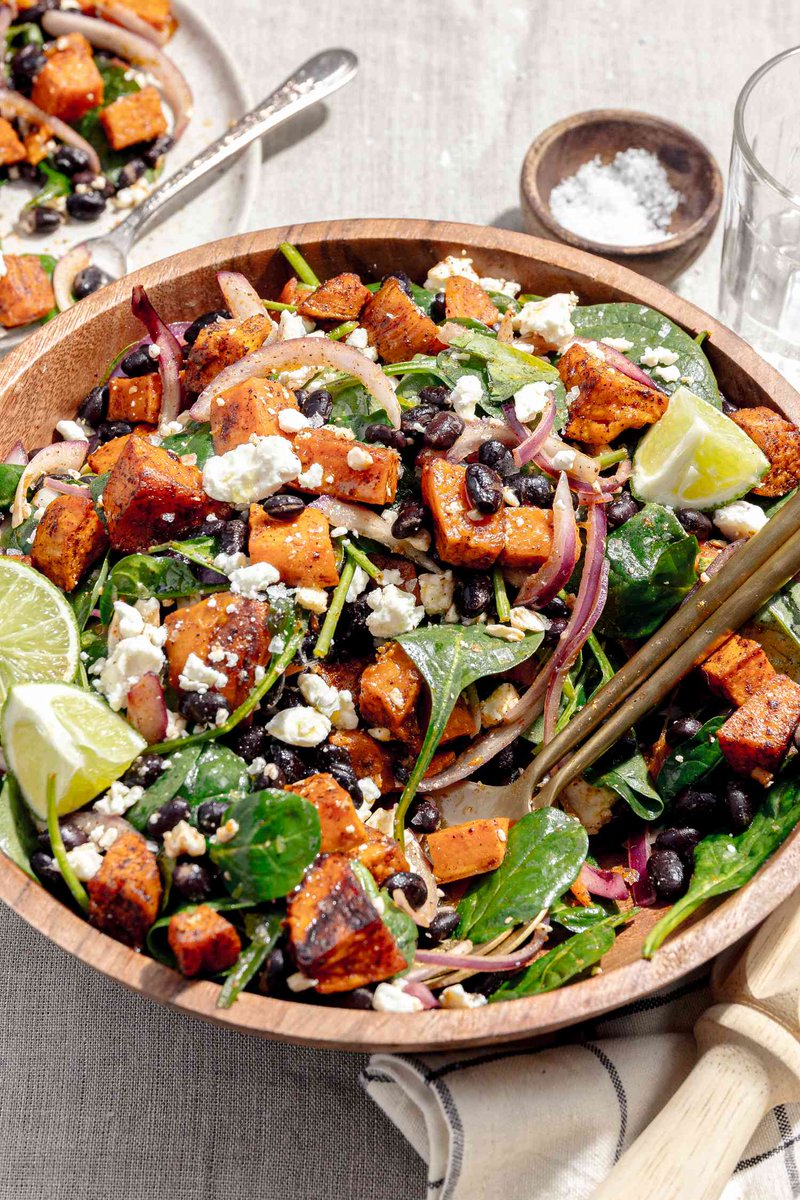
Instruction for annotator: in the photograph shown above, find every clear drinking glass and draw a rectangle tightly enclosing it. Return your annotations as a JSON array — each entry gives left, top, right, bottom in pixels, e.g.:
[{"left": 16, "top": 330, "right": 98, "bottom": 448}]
[{"left": 719, "top": 45, "right": 800, "bottom": 388}]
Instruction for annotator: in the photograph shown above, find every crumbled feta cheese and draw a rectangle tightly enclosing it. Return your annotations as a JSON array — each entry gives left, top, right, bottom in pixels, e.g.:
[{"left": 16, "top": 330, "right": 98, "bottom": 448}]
[
  {"left": 297, "top": 461, "right": 324, "bottom": 489},
  {"left": 514, "top": 380, "right": 554, "bottom": 424},
  {"left": 358, "top": 777, "right": 381, "bottom": 803},
  {"left": 94, "top": 780, "right": 143, "bottom": 816},
  {"left": 229, "top": 561, "right": 281, "bottom": 600},
  {"left": 509, "top": 606, "right": 546, "bottom": 634},
  {"left": 601, "top": 337, "right": 635, "bottom": 352},
  {"left": 298, "top": 673, "right": 359, "bottom": 730},
  {"left": 345, "top": 564, "right": 369, "bottom": 603},
  {"left": 266, "top": 705, "right": 331, "bottom": 747},
  {"left": 439, "top": 984, "right": 488, "bottom": 1009},
  {"left": 59, "top": 842, "right": 104, "bottom": 882},
  {"left": 514, "top": 292, "right": 577, "bottom": 352},
  {"left": 550, "top": 449, "right": 576, "bottom": 470},
  {"left": 97, "top": 635, "right": 165, "bottom": 711},
  {"left": 276, "top": 309, "right": 314, "bottom": 341},
  {"left": 365, "top": 584, "right": 424, "bottom": 637},
  {"left": 484, "top": 623, "right": 525, "bottom": 642},
  {"left": 163, "top": 820, "right": 206, "bottom": 858},
  {"left": 449, "top": 374, "right": 483, "bottom": 420},
  {"left": 424, "top": 255, "right": 480, "bottom": 292},
  {"left": 640, "top": 345, "right": 679, "bottom": 368},
  {"left": 478, "top": 275, "right": 521, "bottom": 298},
  {"left": 652, "top": 363, "right": 681, "bottom": 383},
  {"left": 178, "top": 652, "right": 228, "bottom": 694},
  {"left": 372, "top": 981, "right": 424, "bottom": 1013},
  {"left": 295, "top": 586, "right": 329, "bottom": 613},
  {"left": 481, "top": 682, "right": 520, "bottom": 727},
  {"left": 56, "top": 419, "right": 89, "bottom": 442},
  {"left": 159, "top": 419, "right": 184, "bottom": 437},
  {"left": 268, "top": 634, "right": 285, "bottom": 655},
  {"left": 368, "top": 726, "right": 392, "bottom": 742},
  {"left": 202, "top": 435, "right": 301, "bottom": 504},
  {"left": 345, "top": 326, "right": 369, "bottom": 348},
  {"left": 165, "top": 709, "right": 187, "bottom": 740},
  {"left": 713, "top": 500, "right": 768, "bottom": 541},
  {"left": 418, "top": 569, "right": 454, "bottom": 616},
  {"left": 346, "top": 445, "right": 374, "bottom": 471},
  {"left": 214, "top": 818, "right": 239, "bottom": 845},
  {"left": 89, "top": 825, "right": 119, "bottom": 851},
  {"left": 277, "top": 407, "right": 311, "bottom": 433},
  {"left": 212, "top": 550, "right": 248, "bottom": 575},
  {"left": 286, "top": 971, "right": 318, "bottom": 992}
]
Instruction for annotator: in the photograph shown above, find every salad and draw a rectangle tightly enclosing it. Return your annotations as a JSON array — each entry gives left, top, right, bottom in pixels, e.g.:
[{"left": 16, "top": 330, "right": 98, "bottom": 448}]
[
  {"left": 0, "top": 0, "right": 188, "bottom": 326},
  {"left": 1, "top": 241, "right": 799, "bottom": 1015}
]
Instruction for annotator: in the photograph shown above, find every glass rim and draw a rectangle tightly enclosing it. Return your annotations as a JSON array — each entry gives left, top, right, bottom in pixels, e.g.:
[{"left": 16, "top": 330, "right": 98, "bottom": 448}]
[{"left": 734, "top": 44, "right": 800, "bottom": 208}]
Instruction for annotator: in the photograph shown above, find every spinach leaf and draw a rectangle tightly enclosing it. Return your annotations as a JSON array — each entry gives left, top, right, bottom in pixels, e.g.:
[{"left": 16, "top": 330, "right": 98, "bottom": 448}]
[
  {"left": 96, "top": 59, "right": 141, "bottom": 104},
  {"left": 457, "top": 809, "right": 588, "bottom": 943},
  {"left": 185, "top": 744, "right": 249, "bottom": 804},
  {"left": 644, "top": 763, "right": 800, "bottom": 956},
  {"left": 0, "top": 464, "right": 24, "bottom": 509},
  {"left": 217, "top": 910, "right": 283, "bottom": 1009},
  {"left": 70, "top": 555, "right": 110, "bottom": 632},
  {"left": 657, "top": 715, "right": 727, "bottom": 803},
  {"left": 87, "top": 472, "right": 110, "bottom": 506},
  {"left": 209, "top": 789, "right": 321, "bottom": 902},
  {"left": 329, "top": 380, "right": 390, "bottom": 438},
  {"left": 2, "top": 512, "right": 38, "bottom": 554},
  {"left": 151, "top": 536, "right": 218, "bottom": 570},
  {"left": 146, "top": 897, "right": 253, "bottom": 966},
  {"left": 160, "top": 421, "right": 215, "bottom": 467},
  {"left": 491, "top": 923, "right": 616, "bottom": 1000},
  {"left": 572, "top": 303, "right": 720, "bottom": 408},
  {"left": 393, "top": 623, "right": 544, "bottom": 837},
  {"left": 352, "top": 860, "right": 418, "bottom": 970},
  {"left": 109, "top": 553, "right": 225, "bottom": 601},
  {"left": 0, "top": 774, "right": 36, "bottom": 877},
  {"left": 550, "top": 898, "right": 634, "bottom": 933},
  {"left": 25, "top": 162, "right": 70, "bottom": 212},
  {"left": 591, "top": 751, "right": 663, "bottom": 820},
  {"left": 127, "top": 744, "right": 204, "bottom": 832},
  {"left": 441, "top": 326, "right": 561, "bottom": 405},
  {"left": 395, "top": 368, "right": 447, "bottom": 407},
  {"left": 754, "top": 579, "right": 800, "bottom": 657},
  {"left": 74, "top": 61, "right": 140, "bottom": 182},
  {"left": 601, "top": 503, "right": 698, "bottom": 639}
]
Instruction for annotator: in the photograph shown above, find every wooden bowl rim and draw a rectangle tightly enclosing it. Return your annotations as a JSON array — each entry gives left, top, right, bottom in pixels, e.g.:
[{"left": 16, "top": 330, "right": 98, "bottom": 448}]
[
  {"left": 520, "top": 108, "right": 724, "bottom": 259},
  {"left": 0, "top": 216, "right": 797, "bottom": 1053}
]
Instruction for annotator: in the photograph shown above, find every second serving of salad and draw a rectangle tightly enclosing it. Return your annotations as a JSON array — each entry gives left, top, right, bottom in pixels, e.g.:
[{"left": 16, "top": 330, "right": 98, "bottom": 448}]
[{"left": 1, "top": 240, "right": 799, "bottom": 1014}]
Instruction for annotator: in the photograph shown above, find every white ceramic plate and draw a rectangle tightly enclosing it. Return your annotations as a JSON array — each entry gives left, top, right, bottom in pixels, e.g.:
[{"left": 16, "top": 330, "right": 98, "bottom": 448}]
[{"left": 0, "top": 0, "right": 258, "bottom": 271}]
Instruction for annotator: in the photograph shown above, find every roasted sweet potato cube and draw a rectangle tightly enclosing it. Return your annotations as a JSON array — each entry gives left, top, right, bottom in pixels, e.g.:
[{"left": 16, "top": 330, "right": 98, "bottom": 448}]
[
  {"left": 421, "top": 457, "right": 504, "bottom": 568},
  {"left": 559, "top": 342, "right": 668, "bottom": 444},
  {"left": 31, "top": 493, "right": 107, "bottom": 592},
  {"left": 184, "top": 314, "right": 273, "bottom": 393},
  {"left": 444, "top": 276, "right": 500, "bottom": 325},
  {"left": 100, "top": 85, "right": 168, "bottom": 151},
  {"left": 718, "top": 674, "right": 800, "bottom": 777},
  {"left": 292, "top": 773, "right": 367, "bottom": 853},
  {"left": 500, "top": 506, "right": 554, "bottom": 570},
  {"left": 359, "top": 643, "right": 422, "bottom": 737},
  {"left": 31, "top": 38, "right": 103, "bottom": 123},
  {"left": 372, "top": 552, "right": 420, "bottom": 600},
  {"left": 248, "top": 504, "right": 338, "bottom": 588},
  {"left": 211, "top": 378, "right": 298, "bottom": 453},
  {"left": 426, "top": 818, "right": 510, "bottom": 884},
  {"left": 168, "top": 905, "right": 242, "bottom": 978},
  {"left": 297, "top": 272, "right": 370, "bottom": 321},
  {"left": 287, "top": 853, "right": 407, "bottom": 992},
  {"left": 317, "top": 658, "right": 369, "bottom": 701},
  {"left": 330, "top": 729, "right": 396, "bottom": 792},
  {"left": 701, "top": 634, "right": 776, "bottom": 707},
  {"left": 293, "top": 427, "right": 400, "bottom": 505},
  {"left": 278, "top": 277, "right": 314, "bottom": 306},
  {"left": 23, "top": 122, "right": 53, "bottom": 166},
  {"left": 108, "top": 373, "right": 163, "bottom": 425},
  {"left": 87, "top": 831, "right": 162, "bottom": 949},
  {"left": 114, "top": 0, "right": 176, "bottom": 38},
  {"left": 440, "top": 694, "right": 478, "bottom": 743},
  {"left": 164, "top": 592, "right": 271, "bottom": 708},
  {"left": 103, "top": 438, "right": 228, "bottom": 551},
  {"left": 0, "top": 117, "right": 26, "bottom": 166},
  {"left": 360, "top": 277, "right": 442, "bottom": 363},
  {"left": 353, "top": 826, "right": 409, "bottom": 885},
  {"left": 731, "top": 406, "right": 800, "bottom": 497},
  {"left": 0, "top": 255, "right": 55, "bottom": 328},
  {"left": 87, "top": 427, "right": 150, "bottom": 475}
]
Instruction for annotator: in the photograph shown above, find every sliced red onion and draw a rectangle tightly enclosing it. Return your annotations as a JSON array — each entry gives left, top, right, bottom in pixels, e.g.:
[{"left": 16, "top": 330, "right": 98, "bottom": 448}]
[
  {"left": 516, "top": 473, "right": 578, "bottom": 608},
  {"left": 217, "top": 271, "right": 265, "bottom": 322},
  {"left": 309, "top": 497, "right": 439, "bottom": 570},
  {"left": 53, "top": 244, "right": 91, "bottom": 313},
  {"left": 12, "top": 441, "right": 87, "bottom": 527},
  {"left": 685, "top": 538, "right": 745, "bottom": 603},
  {"left": 447, "top": 417, "right": 517, "bottom": 464},
  {"left": 503, "top": 403, "right": 529, "bottom": 444},
  {"left": 398, "top": 833, "right": 438, "bottom": 928},
  {"left": 401, "top": 980, "right": 439, "bottom": 1009},
  {"left": 0, "top": 89, "right": 100, "bottom": 174},
  {"left": 42, "top": 11, "right": 192, "bottom": 142},
  {"left": 534, "top": 437, "right": 600, "bottom": 488},
  {"left": 93, "top": 0, "right": 171, "bottom": 45},
  {"left": 572, "top": 337, "right": 666, "bottom": 393},
  {"left": 627, "top": 830, "right": 656, "bottom": 907},
  {"left": 190, "top": 337, "right": 402, "bottom": 428},
  {"left": 44, "top": 475, "right": 89, "bottom": 497},
  {"left": 131, "top": 285, "right": 183, "bottom": 423},
  {"left": 414, "top": 923, "right": 549, "bottom": 973},
  {"left": 437, "top": 758, "right": 541, "bottom": 826},
  {"left": 580, "top": 863, "right": 629, "bottom": 902},
  {"left": 512, "top": 396, "right": 557, "bottom": 466},
  {"left": 126, "top": 672, "right": 168, "bottom": 743},
  {"left": 3, "top": 440, "right": 28, "bottom": 466}
]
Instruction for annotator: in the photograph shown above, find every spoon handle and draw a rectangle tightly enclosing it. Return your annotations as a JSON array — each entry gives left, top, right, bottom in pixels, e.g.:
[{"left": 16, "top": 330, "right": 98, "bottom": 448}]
[{"left": 111, "top": 48, "right": 358, "bottom": 250}]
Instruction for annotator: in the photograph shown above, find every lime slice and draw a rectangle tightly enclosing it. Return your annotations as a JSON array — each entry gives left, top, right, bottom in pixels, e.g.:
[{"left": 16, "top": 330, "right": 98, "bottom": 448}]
[
  {"left": 631, "top": 386, "right": 769, "bottom": 510},
  {"left": 2, "top": 682, "right": 146, "bottom": 818},
  {"left": 0, "top": 557, "right": 80, "bottom": 705}
]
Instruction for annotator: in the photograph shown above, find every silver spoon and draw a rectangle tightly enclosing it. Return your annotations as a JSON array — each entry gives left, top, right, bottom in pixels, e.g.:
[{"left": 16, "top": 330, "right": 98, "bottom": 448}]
[{"left": 1, "top": 48, "right": 358, "bottom": 351}]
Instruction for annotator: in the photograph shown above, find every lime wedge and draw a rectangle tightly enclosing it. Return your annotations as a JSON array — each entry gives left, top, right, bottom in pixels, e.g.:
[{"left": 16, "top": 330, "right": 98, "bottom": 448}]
[
  {"left": 2, "top": 682, "right": 146, "bottom": 818},
  {"left": 0, "top": 557, "right": 80, "bottom": 705},
  {"left": 631, "top": 386, "right": 769, "bottom": 510}
]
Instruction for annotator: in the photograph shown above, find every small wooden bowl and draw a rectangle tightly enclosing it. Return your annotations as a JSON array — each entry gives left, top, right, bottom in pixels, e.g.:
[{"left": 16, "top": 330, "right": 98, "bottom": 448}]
[{"left": 520, "top": 109, "right": 723, "bottom": 282}]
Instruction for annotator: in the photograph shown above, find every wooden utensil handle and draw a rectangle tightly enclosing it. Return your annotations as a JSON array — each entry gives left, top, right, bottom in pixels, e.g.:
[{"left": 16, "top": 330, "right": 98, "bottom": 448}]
[{"left": 591, "top": 1039, "right": 773, "bottom": 1200}]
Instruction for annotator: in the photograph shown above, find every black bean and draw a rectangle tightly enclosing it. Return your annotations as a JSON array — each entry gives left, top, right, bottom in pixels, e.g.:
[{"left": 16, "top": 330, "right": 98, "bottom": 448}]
[
  {"left": 725, "top": 779, "right": 757, "bottom": 831},
  {"left": 363, "top": 423, "right": 407, "bottom": 450},
  {"left": 172, "top": 861, "right": 212, "bottom": 902},
  {"left": 478, "top": 439, "right": 515, "bottom": 477},
  {"left": 422, "top": 910, "right": 460, "bottom": 944},
  {"left": 676, "top": 509, "right": 713, "bottom": 539},
  {"left": 654, "top": 826, "right": 701, "bottom": 861},
  {"left": 232, "top": 725, "right": 267, "bottom": 764},
  {"left": 543, "top": 616, "right": 568, "bottom": 645},
  {"left": 458, "top": 572, "right": 493, "bottom": 616},
  {"left": 299, "top": 388, "right": 332, "bottom": 427},
  {"left": 71, "top": 170, "right": 101, "bottom": 190},
  {"left": 475, "top": 741, "right": 525, "bottom": 786},
  {"left": 337, "top": 987, "right": 374, "bottom": 1010},
  {"left": 115, "top": 158, "right": 146, "bottom": 190},
  {"left": 147, "top": 796, "right": 190, "bottom": 837},
  {"left": 195, "top": 566, "right": 228, "bottom": 586},
  {"left": 430, "top": 291, "right": 446, "bottom": 322},
  {"left": 78, "top": 383, "right": 109, "bottom": 426},
  {"left": 39, "top": 822, "right": 88, "bottom": 853},
  {"left": 316, "top": 743, "right": 352, "bottom": 771},
  {"left": 409, "top": 798, "right": 441, "bottom": 834},
  {"left": 673, "top": 787, "right": 721, "bottom": 830},
  {"left": 329, "top": 597, "right": 373, "bottom": 660},
  {"left": 258, "top": 945, "right": 287, "bottom": 994},
  {"left": 73, "top": 265, "right": 112, "bottom": 300},
  {"left": 96, "top": 420, "right": 133, "bottom": 444},
  {"left": 721, "top": 397, "right": 737, "bottom": 416},
  {"left": 542, "top": 596, "right": 569, "bottom": 619},
  {"left": 329, "top": 763, "right": 362, "bottom": 802},
  {"left": 195, "top": 800, "right": 230, "bottom": 835},
  {"left": 400, "top": 404, "right": 437, "bottom": 439},
  {"left": 507, "top": 472, "right": 554, "bottom": 507},
  {"left": 22, "top": 206, "right": 64, "bottom": 235},
  {"left": 383, "top": 871, "right": 427, "bottom": 909},
  {"left": 391, "top": 500, "right": 426, "bottom": 539},
  {"left": 142, "top": 134, "right": 174, "bottom": 168},
  {"left": 10, "top": 161, "right": 41, "bottom": 183},
  {"left": 465, "top": 462, "right": 503, "bottom": 514},
  {"left": 606, "top": 493, "right": 640, "bottom": 529},
  {"left": 66, "top": 190, "right": 107, "bottom": 221},
  {"left": 16, "top": 0, "right": 60, "bottom": 23},
  {"left": 177, "top": 690, "right": 229, "bottom": 728},
  {"left": 647, "top": 848, "right": 686, "bottom": 901},
  {"left": 183, "top": 309, "right": 229, "bottom": 347},
  {"left": 417, "top": 384, "right": 451, "bottom": 408},
  {"left": 423, "top": 410, "right": 464, "bottom": 450},
  {"left": 123, "top": 753, "right": 165, "bottom": 788},
  {"left": 217, "top": 518, "right": 247, "bottom": 557},
  {"left": 120, "top": 344, "right": 158, "bottom": 377},
  {"left": 263, "top": 494, "right": 305, "bottom": 519},
  {"left": 264, "top": 741, "right": 306, "bottom": 783},
  {"left": 11, "top": 45, "right": 45, "bottom": 94},
  {"left": 53, "top": 145, "right": 92, "bottom": 177},
  {"left": 383, "top": 271, "right": 413, "bottom": 297},
  {"left": 665, "top": 716, "right": 703, "bottom": 746},
  {"left": 30, "top": 850, "right": 62, "bottom": 886}
]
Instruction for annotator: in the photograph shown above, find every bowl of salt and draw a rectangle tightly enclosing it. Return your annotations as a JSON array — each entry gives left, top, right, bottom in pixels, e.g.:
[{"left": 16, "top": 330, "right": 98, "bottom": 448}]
[{"left": 520, "top": 109, "right": 723, "bottom": 282}]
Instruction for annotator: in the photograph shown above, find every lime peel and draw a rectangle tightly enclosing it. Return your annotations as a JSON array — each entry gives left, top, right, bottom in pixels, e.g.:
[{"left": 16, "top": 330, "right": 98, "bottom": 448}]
[{"left": 0, "top": 558, "right": 79, "bottom": 705}]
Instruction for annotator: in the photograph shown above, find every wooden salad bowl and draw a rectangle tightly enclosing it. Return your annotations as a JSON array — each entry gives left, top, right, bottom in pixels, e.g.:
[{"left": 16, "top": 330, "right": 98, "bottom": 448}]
[{"left": 1, "top": 219, "right": 799, "bottom": 1053}]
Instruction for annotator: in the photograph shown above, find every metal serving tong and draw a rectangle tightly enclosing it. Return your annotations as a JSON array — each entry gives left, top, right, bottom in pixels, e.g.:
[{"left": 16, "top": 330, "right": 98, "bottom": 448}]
[{"left": 528, "top": 486, "right": 800, "bottom": 806}]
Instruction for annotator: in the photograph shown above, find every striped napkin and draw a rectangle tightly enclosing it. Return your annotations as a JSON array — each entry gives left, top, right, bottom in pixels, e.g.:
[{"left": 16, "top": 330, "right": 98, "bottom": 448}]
[{"left": 362, "top": 974, "right": 800, "bottom": 1199}]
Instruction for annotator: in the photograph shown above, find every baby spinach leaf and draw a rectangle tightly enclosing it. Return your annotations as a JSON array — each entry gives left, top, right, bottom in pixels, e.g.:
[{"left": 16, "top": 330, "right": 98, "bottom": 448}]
[
  {"left": 442, "top": 326, "right": 560, "bottom": 404},
  {"left": 571, "top": 303, "right": 720, "bottom": 408},
  {"left": 644, "top": 763, "right": 800, "bottom": 956},
  {"left": 352, "top": 860, "right": 418, "bottom": 969},
  {"left": 601, "top": 503, "right": 699, "bottom": 639},
  {"left": 457, "top": 809, "right": 588, "bottom": 943},
  {"left": 550, "top": 898, "right": 635, "bottom": 933},
  {"left": 185, "top": 744, "right": 249, "bottom": 804},
  {"left": 591, "top": 751, "right": 663, "bottom": 820},
  {"left": 146, "top": 897, "right": 253, "bottom": 966},
  {"left": 491, "top": 923, "right": 616, "bottom": 1000},
  {"left": 109, "top": 553, "right": 225, "bottom": 601},
  {"left": 24, "top": 162, "right": 70, "bottom": 213},
  {"left": 127, "top": 744, "right": 204, "bottom": 832},
  {"left": 754, "top": 579, "right": 800, "bottom": 654},
  {"left": 329, "top": 380, "right": 390, "bottom": 438},
  {"left": 70, "top": 555, "right": 110, "bottom": 632},
  {"left": 217, "top": 910, "right": 283, "bottom": 1009},
  {"left": 0, "top": 464, "right": 24, "bottom": 509},
  {"left": 657, "top": 715, "right": 727, "bottom": 803},
  {"left": 2, "top": 512, "right": 38, "bottom": 554},
  {"left": 210, "top": 789, "right": 321, "bottom": 902},
  {"left": 393, "top": 623, "right": 544, "bottom": 838},
  {"left": 160, "top": 421, "right": 215, "bottom": 467},
  {"left": 395, "top": 368, "right": 447, "bottom": 407},
  {"left": 0, "top": 774, "right": 36, "bottom": 878}
]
